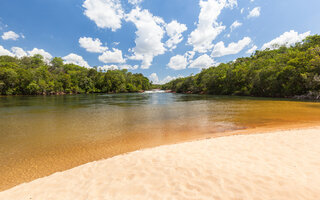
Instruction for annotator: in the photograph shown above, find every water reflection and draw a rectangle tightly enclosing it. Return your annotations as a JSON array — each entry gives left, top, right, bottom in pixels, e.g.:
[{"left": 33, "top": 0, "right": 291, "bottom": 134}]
[{"left": 1, "top": 93, "right": 320, "bottom": 191}]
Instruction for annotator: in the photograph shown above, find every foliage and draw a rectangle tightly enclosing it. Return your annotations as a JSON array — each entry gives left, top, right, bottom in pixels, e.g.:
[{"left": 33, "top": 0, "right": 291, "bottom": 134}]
[
  {"left": 162, "top": 35, "right": 320, "bottom": 98},
  {"left": 0, "top": 55, "right": 151, "bottom": 95}
]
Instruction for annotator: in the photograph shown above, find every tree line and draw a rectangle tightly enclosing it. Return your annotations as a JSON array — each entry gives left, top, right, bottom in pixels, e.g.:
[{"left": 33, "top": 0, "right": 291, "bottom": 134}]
[
  {"left": 162, "top": 35, "right": 320, "bottom": 99},
  {"left": 0, "top": 55, "right": 151, "bottom": 95}
]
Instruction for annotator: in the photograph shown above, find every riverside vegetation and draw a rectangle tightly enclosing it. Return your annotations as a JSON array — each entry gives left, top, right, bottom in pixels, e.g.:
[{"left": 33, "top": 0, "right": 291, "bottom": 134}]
[
  {"left": 0, "top": 56, "right": 151, "bottom": 95},
  {"left": 162, "top": 35, "right": 320, "bottom": 99},
  {"left": 2, "top": 35, "right": 320, "bottom": 97}
]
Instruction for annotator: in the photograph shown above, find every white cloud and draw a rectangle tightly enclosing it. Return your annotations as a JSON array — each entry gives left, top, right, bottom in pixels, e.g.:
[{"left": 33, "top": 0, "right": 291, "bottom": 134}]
[
  {"left": 1, "top": 46, "right": 93, "bottom": 70},
  {"left": 167, "top": 55, "right": 188, "bottom": 70},
  {"left": 82, "top": 0, "right": 124, "bottom": 31},
  {"left": 11, "top": 47, "right": 27, "bottom": 58},
  {"left": 79, "top": 37, "right": 107, "bottom": 53},
  {"left": 187, "top": 0, "right": 237, "bottom": 53},
  {"left": 98, "top": 64, "right": 138, "bottom": 71},
  {"left": 230, "top": 20, "right": 242, "bottom": 31},
  {"left": 118, "top": 64, "right": 139, "bottom": 70},
  {"left": 262, "top": 30, "right": 311, "bottom": 50},
  {"left": 189, "top": 54, "right": 216, "bottom": 69},
  {"left": 63, "top": 53, "right": 90, "bottom": 68},
  {"left": 246, "top": 45, "right": 257, "bottom": 54},
  {"left": 160, "top": 75, "right": 179, "bottom": 84},
  {"left": 248, "top": 7, "right": 260, "bottom": 18},
  {"left": 0, "top": 45, "right": 14, "bottom": 56},
  {"left": 128, "top": 0, "right": 143, "bottom": 5},
  {"left": 165, "top": 20, "right": 187, "bottom": 51},
  {"left": 184, "top": 51, "right": 195, "bottom": 61},
  {"left": 112, "top": 42, "right": 120, "bottom": 46},
  {"left": 98, "top": 65, "right": 118, "bottom": 71},
  {"left": 149, "top": 73, "right": 183, "bottom": 84},
  {"left": 98, "top": 48, "right": 125, "bottom": 63},
  {"left": 149, "top": 73, "right": 159, "bottom": 83},
  {"left": 0, "top": 46, "right": 52, "bottom": 60},
  {"left": 28, "top": 48, "right": 53, "bottom": 63},
  {"left": 1, "top": 31, "right": 20, "bottom": 40},
  {"left": 125, "top": 7, "right": 166, "bottom": 69},
  {"left": 240, "top": 8, "right": 244, "bottom": 14},
  {"left": 211, "top": 37, "right": 251, "bottom": 57}
]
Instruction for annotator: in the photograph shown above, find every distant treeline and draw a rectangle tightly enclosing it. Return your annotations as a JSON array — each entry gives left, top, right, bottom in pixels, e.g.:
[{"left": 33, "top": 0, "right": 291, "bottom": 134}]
[
  {"left": 162, "top": 35, "right": 320, "bottom": 99},
  {"left": 0, "top": 56, "right": 151, "bottom": 95}
]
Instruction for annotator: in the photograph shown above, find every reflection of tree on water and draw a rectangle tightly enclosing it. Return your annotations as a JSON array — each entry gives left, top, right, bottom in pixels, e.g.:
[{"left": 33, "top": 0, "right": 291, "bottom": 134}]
[{"left": 1, "top": 93, "right": 320, "bottom": 191}]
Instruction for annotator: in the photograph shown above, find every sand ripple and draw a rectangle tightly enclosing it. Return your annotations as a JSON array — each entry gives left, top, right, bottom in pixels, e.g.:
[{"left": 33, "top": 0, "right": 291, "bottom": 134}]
[{"left": 1, "top": 128, "right": 320, "bottom": 199}]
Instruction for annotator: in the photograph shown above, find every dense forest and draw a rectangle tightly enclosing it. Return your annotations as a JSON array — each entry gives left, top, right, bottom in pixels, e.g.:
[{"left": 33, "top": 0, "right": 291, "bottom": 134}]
[
  {"left": 2, "top": 35, "right": 320, "bottom": 97},
  {"left": 0, "top": 55, "right": 151, "bottom": 95},
  {"left": 162, "top": 35, "right": 320, "bottom": 99}
]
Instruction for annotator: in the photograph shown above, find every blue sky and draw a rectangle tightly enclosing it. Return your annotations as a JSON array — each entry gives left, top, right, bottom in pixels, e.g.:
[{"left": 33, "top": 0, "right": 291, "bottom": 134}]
[{"left": 1, "top": 0, "right": 320, "bottom": 84}]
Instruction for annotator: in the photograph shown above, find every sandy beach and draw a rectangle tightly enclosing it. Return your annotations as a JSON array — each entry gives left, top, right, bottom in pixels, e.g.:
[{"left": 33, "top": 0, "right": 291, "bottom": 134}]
[{"left": 1, "top": 127, "right": 320, "bottom": 200}]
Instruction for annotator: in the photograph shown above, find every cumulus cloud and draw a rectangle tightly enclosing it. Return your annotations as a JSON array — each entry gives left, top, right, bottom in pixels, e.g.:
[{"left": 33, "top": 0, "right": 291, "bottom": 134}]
[
  {"left": 1, "top": 46, "right": 92, "bottom": 69},
  {"left": 118, "top": 64, "right": 139, "bottom": 70},
  {"left": 167, "top": 55, "right": 188, "bottom": 70},
  {"left": 98, "top": 64, "right": 138, "bottom": 71},
  {"left": 187, "top": 0, "right": 237, "bottom": 53},
  {"left": 125, "top": 7, "right": 166, "bottom": 69},
  {"left": 149, "top": 73, "right": 159, "bottom": 83},
  {"left": 28, "top": 48, "right": 53, "bottom": 63},
  {"left": 149, "top": 73, "right": 183, "bottom": 84},
  {"left": 246, "top": 45, "right": 257, "bottom": 54},
  {"left": 189, "top": 54, "right": 216, "bottom": 69},
  {"left": 97, "top": 65, "right": 118, "bottom": 71},
  {"left": 11, "top": 47, "right": 27, "bottom": 58},
  {"left": 0, "top": 45, "right": 14, "bottom": 56},
  {"left": 248, "top": 7, "right": 260, "bottom": 18},
  {"left": 184, "top": 51, "right": 196, "bottom": 61},
  {"left": 128, "top": 0, "right": 143, "bottom": 5},
  {"left": 230, "top": 20, "right": 242, "bottom": 31},
  {"left": 262, "top": 30, "right": 311, "bottom": 50},
  {"left": 160, "top": 75, "right": 180, "bottom": 84},
  {"left": 1, "top": 31, "right": 20, "bottom": 40},
  {"left": 63, "top": 53, "right": 90, "bottom": 68},
  {"left": 0, "top": 46, "right": 53, "bottom": 61},
  {"left": 211, "top": 37, "right": 251, "bottom": 57},
  {"left": 82, "top": 0, "right": 124, "bottom": 31},
  {"left": 165, "top": 20, "right": 187, "bottom": 51},
  {"left": 98, "top": 48, "right": 125, "bottom": 63},
  {"left": 79, "top": 37, "right": 107, "bottom": 53}
]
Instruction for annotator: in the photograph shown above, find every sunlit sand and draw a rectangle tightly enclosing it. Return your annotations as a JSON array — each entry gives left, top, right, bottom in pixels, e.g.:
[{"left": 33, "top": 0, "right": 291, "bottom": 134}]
[
  {"left": 2, "top": 94, "right": 320, "bottom": 191},
  {"left": 1, "top": 127, "right": 320, "bottom": 199}
]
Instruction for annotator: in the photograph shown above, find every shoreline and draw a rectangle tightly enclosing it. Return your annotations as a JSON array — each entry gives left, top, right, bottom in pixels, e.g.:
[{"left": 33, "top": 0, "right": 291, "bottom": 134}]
[
  {"left": 1, "top": 121, "right": 319, "bottom": 192},
  {"left": 1, "top": 92, "right": 320, "bottom": 102},
  {"left": 1, "top": 125, "right": 320, "bottom": 199}
]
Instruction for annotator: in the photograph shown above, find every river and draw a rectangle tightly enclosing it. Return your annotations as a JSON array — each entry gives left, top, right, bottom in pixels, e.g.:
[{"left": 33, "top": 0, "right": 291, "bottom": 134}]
[{"left": 1, "top": 93, "right": 320, "bottom": 190}]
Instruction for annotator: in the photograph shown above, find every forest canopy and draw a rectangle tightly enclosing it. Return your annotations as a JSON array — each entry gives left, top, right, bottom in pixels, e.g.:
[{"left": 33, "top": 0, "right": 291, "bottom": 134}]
[
  {"left": 2, "top": 35, "right": 320, "bottom": 98},
  {"left": 0, "top": 56, "right": 151, "bottom": 95},
  {"left": 162, "top": 35, "right": 320, "bottom": 98}
]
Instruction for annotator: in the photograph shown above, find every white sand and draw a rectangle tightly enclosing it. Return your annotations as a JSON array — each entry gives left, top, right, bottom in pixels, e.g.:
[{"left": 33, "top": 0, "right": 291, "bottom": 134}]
[{"left": 1, "top": 128, "right": 320, "bottom": 200}]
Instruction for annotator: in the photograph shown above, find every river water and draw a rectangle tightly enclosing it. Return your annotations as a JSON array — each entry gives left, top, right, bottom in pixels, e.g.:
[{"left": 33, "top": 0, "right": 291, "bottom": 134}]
[{"left": 1, "top": 93, "right": 320, "bottom": 190}]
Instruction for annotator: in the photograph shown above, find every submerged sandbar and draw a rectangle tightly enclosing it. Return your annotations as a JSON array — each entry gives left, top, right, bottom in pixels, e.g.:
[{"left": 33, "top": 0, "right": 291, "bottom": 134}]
[{"left": 1, "top": 127, "right": 320, "bottom": 199}]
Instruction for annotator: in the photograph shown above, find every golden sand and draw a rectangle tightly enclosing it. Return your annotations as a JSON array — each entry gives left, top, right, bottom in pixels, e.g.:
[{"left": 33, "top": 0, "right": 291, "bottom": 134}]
[{"left": 1, "top": 127, "right": 320, "bottom": 200}]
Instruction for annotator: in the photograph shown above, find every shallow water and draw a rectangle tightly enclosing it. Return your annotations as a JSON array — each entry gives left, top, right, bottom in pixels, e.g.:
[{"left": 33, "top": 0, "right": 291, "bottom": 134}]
[{"left": 1, "top": 93, "right": 320, "bottom": 190}]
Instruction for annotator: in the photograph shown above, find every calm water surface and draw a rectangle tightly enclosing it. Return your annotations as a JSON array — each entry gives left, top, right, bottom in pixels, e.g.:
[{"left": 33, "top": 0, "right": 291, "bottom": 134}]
[{"left": 1, "top": 93, "right": 320, "bottom": 190}]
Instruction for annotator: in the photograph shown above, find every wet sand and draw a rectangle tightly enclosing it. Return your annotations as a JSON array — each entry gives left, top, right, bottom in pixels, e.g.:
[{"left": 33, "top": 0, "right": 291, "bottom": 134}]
[
  {"left": 1, "top": 94, "right": 320, "bottom": 192},
  {"left": 1, "top": 121, "right": 320, "bottom": 192},
  {"left": 1, "top": 126, "right": 320, "bottom": 199}
]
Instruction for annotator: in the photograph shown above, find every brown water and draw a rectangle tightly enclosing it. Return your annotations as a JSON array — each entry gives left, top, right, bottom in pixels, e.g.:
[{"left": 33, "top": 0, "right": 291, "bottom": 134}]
[{"left": 1, "top": 93, "right": 320, "bottom": 191}]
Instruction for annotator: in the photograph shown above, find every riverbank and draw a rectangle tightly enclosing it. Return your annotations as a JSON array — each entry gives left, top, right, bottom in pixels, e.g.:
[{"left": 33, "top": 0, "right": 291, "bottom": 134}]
[{"left": 1, "top": 126, "right": 320, "bottom": 199}]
